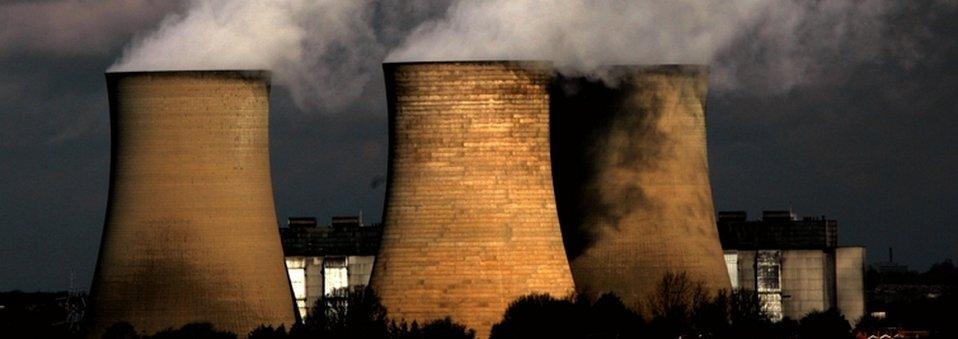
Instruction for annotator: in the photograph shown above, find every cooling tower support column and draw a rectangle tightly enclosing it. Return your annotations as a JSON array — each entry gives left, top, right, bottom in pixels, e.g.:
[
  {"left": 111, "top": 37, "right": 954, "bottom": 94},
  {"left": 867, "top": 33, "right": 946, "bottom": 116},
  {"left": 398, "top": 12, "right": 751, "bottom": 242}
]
[
  {"left": 370, "top": 61, "right": 575, "bottom": 337},
  {"left": 86, "top": 71, "right": 295, "bottom": 338},
  {"left": 551, "top": 65, "right": 731, "bottom": 313}
]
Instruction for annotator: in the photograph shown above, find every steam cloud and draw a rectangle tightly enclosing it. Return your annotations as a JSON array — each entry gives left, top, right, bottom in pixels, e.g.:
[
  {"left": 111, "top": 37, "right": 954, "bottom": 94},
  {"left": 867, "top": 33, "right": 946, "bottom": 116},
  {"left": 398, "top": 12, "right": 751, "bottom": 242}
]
[
  {"left": 112, "top": 0, "right": 936, "bottom": 110},
  {"left": 389, "top": 0, "right": 902, "bottom": 92},
  {"left": 110, "top": 0, "right": 383, "bottom": 110}
]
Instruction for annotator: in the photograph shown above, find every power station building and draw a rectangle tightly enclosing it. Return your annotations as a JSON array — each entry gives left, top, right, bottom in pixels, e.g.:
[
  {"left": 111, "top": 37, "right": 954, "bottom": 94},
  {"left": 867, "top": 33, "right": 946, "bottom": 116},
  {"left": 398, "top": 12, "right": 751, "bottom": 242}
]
[
  {"left": 550, "top": 65, "right": 731, "bottom": 312},
  {"left": 370, "top": 61, "right": 575, "bottom": 338},
  {"left": 86, "top": 71, "right": 295, "bottom": 338},
  {"left": 718, "top": 210, "right": 866, "bottom": 323},
  {"left": 280, "top": 216, "right": 382, "bottom": 318}
]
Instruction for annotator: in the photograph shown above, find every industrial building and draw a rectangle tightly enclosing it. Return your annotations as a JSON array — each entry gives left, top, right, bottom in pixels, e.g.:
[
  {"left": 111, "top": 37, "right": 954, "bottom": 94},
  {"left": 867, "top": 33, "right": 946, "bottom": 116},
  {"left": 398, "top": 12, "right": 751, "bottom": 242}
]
[
  {"left": 280, "top": 216, "right": 382, "bottom": 318},
  {"left": 86, "top": 71, "right": 295, "bottom": 338},
  {"left": 718, "top": 210, "right": 865, "bottom": 323},
  {"left": 550, "top": 65, "right": 731, "bottom": 312},
  {"left": 370, "top": 61, "right": 576, "bottom": 338}
]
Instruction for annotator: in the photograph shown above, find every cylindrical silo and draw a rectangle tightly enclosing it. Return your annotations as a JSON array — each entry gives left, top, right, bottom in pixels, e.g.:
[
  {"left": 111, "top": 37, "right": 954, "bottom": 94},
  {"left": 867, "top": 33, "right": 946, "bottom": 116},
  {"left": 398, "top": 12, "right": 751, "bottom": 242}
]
[
  {"left": 370, "top": 61, "right": 575, "bottom": 337},
  {"left": 85, "top": 71, "right": 295, "bottom": 338},
  {"left": 551, "top": 65, "right": 731, "bottom": 313}
]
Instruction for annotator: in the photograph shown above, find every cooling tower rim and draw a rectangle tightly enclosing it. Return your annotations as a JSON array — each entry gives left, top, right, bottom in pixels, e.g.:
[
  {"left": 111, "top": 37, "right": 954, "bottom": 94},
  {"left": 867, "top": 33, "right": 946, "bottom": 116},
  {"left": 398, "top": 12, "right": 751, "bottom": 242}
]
[
  {"left": 383, "top": 60, "right": 552, "bottom": 68},
  {"left": 105, "top": 69, "right": 271, "bottom": 83}
]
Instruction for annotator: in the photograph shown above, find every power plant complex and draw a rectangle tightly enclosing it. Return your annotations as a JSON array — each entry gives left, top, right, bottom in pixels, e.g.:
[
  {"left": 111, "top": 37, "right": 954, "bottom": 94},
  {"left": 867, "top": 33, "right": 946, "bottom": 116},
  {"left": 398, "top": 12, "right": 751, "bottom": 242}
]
[
  {"left": 83, "top": 62, "right": 856, "bottom": 338},
  {"left": 370, "top": 61, "right": 576, "bottom": 338},
  {"left": 550, "top": 66, "right": 731, "bottom": 311},
  {"left": 86, "top": 71, "right": 295, "bottom": 338}
]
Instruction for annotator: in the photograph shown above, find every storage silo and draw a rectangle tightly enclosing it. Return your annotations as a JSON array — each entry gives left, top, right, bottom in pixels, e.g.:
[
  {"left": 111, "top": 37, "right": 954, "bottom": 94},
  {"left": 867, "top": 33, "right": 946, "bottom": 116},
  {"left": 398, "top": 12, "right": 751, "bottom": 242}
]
[
  {"left": 550, "top": 65, "right": 731, "bottom": 312},
  {"left": 86, "top": 71, "right": 295, "bottom": 338},
  {"left": 370, "top": 61, "right": 575, "bottom": 337}
]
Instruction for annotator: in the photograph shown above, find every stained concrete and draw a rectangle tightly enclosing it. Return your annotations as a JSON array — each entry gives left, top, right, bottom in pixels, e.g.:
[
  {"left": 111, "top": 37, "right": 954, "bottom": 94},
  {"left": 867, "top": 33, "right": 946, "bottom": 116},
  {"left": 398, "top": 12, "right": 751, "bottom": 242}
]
[
  {"left": 836, "top": 247, "right": 866, "bottom": 323},
  {"left": 551, "top": 66, "right": 731, "bottom": 313},
  {"left": 780, "top": 250, "right": 832, "bottom": 317}
]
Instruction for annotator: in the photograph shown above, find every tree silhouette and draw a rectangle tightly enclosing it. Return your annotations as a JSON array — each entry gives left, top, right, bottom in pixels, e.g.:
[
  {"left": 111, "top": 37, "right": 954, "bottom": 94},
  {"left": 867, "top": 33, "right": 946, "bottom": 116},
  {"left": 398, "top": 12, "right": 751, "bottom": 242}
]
[
  {"left": 247, "top": 325, "right": 287, "bottom": 339},
  {"left": 147, "top": 323, "right": 236, "bottom": 339},
  {"left": 302, "top": 286, "right": 388, "bottom": 339},
  {"left": 585, "top": 293, "right": 645, "bottom": 339},
  {"left": 100, "top": 322, "right": 138, "bottom": 339},
  {"left": 645, "top": 272, "right": 709, "bottom": 338},
  {"left": 76, "top": 277, "right": 870, "bottom": 339},
  {"left": 489, "top": 294, "right": 585, "bottom": 339},
  {"left": 387, "top": 317, "right": 474, "bottom": 339},
  {"left": 797, "top": 308, "right": 852, "bottom": 339}
]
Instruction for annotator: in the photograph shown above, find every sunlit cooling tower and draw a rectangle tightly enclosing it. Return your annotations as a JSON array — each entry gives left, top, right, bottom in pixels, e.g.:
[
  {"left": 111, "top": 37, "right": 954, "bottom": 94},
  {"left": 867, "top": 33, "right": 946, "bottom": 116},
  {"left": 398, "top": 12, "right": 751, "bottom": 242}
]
[
  {"left": 551, "top": 65, "right": 731, "bottom": 312},
  {"left": 370, "top": 61, "right": 575, "bottom": 337},
  {"left": 85, "top": 71, "right": 295, "bottom": 338}
]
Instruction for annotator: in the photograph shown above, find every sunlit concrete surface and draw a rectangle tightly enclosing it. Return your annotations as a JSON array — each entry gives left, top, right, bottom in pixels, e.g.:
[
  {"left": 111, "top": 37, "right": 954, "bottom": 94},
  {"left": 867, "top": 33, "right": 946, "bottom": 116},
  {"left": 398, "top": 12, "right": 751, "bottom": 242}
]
[
  {"left": 85, "top": 71, "right": 295, "bottom": 338},
  {"left": 836, "top": 247, "right": 866, "bottom": 323},
  {"left": 370, "top": 61, "right": 575, "bottom": 338}
]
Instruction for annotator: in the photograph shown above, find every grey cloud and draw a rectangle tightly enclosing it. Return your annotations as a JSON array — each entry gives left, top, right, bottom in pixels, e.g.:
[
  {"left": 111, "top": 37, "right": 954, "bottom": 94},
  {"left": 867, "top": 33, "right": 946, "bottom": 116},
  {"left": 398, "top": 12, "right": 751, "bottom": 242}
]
[{"left": 0, "top": 0, "right": 185, "bottom": 57}]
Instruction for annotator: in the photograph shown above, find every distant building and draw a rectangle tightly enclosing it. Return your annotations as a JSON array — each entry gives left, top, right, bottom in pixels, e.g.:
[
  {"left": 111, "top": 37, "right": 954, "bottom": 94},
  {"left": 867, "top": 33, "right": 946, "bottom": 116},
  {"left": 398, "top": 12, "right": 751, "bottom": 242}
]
[
  {"left": 876, "top": 247, "right": 910, "bottom": 274},
  {"left": 718, "top": 210, "right": 866, "bottom": 323},
  {"left": 280, "top": 216, "right": 382, "bottom": 318}
]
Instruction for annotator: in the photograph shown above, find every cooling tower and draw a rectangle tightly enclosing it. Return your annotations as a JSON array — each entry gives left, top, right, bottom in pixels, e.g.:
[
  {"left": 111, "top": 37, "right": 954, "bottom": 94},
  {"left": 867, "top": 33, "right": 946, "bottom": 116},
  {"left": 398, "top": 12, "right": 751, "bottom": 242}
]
[
  {"left": 551, "top": 65, "right": 731, "bottom": 312},
  {"left": 85, "top": 71, "right": 295, "bottom": 338},
  {"left": 370, "top": 61, "right": 575, "bottom": 337}
]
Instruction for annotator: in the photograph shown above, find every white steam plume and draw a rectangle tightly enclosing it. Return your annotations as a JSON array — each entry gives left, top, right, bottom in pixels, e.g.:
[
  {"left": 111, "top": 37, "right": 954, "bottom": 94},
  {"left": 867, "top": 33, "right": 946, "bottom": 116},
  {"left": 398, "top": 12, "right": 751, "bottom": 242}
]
[
  {"left": 112, "top": 0, "right": 938, "bottom": 111},
  {"left": 388, "top": 0, "right": 901, "bottom": 92},
  {"left": 110, "top": 0, "right": 382, "bottom": 110}
]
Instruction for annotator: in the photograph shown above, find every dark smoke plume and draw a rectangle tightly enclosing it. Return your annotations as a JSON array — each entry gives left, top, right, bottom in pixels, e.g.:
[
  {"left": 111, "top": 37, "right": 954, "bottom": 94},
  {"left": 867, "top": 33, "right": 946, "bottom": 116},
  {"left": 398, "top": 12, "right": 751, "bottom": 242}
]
[{"left": 551, "top": 67, "right": 691, "bottom": 259}]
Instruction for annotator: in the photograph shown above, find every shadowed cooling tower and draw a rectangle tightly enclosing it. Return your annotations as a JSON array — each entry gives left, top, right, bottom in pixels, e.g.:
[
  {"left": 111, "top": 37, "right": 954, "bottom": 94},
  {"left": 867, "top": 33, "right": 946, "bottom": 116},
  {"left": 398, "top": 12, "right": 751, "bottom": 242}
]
[
  {"left": 551, "top": 65, "right": 731, "bottom": 312},
  {"left": 85, "top": 71, "right": 295, "bottom": 338},
  {"left": 370, "top": 61, "right": 575, "bottom": 337}
]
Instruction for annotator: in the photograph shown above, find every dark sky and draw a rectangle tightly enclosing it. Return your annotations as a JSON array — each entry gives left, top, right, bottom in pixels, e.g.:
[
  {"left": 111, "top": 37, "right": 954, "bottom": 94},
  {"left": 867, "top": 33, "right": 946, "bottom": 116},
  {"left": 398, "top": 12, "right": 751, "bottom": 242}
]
[{"left": 1, "top": 1, "right": 956, "bottom": 292}]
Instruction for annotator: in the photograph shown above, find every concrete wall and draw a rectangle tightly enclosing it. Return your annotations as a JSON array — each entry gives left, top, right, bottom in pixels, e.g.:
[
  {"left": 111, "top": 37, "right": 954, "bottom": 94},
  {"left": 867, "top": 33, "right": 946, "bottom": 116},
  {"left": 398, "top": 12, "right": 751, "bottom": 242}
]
[
  {"left": 551, "top": 66, "right": 731, "bottom": 312},
  {"left": 736, "top": 250, "right": 757, "bottom": 292},
  {"left": 371, "top": 61, "right": 575, "bottom": 338},
  {"left": 305, "top": 258, "right": 323, "bottom": 313},
  {"left": 348, "top": 255, "right": 375, "bottom": 288},
  {"left": 836, "top": 247, "right": 866, "bottom": 324},
  {"left": 727, "top": 248, "right": 864, "bottom": 322},
  {"left": 781, "top": 250, "right": 833, "bottom": 319},
  {"left": 87, "top": 71, "right": 295, "bottom": 338},
  {"left": 725, "top": 252, "right": 739, "bottom": 288},
  {"left": 285, "top": 255, "right": 376, "bottom": 319}
]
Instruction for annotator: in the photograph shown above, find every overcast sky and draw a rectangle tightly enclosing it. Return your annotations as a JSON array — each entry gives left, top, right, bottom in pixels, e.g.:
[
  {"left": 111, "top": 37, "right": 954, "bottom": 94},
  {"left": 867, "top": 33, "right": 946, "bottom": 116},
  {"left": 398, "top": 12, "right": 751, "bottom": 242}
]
[{"left": 1, "top": 1, "right": 956, "bottom": 291}]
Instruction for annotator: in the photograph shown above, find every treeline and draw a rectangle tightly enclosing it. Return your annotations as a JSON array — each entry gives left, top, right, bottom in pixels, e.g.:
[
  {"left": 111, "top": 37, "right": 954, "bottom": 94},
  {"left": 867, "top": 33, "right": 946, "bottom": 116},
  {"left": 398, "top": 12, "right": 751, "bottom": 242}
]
[
  {"left": 94, "top": 273, "right": 857, "bottom": 339},
  {"left": 488, "top": 273, "right": 853, "bottom": 339},
  {"left": 100, "top": 287, "right": 473, "bottom": 339},
  {"left": 867, "top": 258, "right": 958, "bottom": 286},
  {"left": 861, "top": 259, "right": 958, "bottom": 338},
  {"left": 8, "top": 264, "right": 958, "bottom": 338}
]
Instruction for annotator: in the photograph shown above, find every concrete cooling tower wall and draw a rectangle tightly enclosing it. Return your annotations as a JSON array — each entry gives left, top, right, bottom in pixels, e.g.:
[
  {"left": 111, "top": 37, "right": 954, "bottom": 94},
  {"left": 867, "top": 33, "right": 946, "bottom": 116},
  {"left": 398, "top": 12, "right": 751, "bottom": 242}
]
[
  {"left": 370, "top": 61, "right": 575, "bottom": 338},
  {"left": 86, "top": 71, "right": 295, "bottom": 338},
  {"left": 550, "top": 65, "right": 731, "bottom": 313}
]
